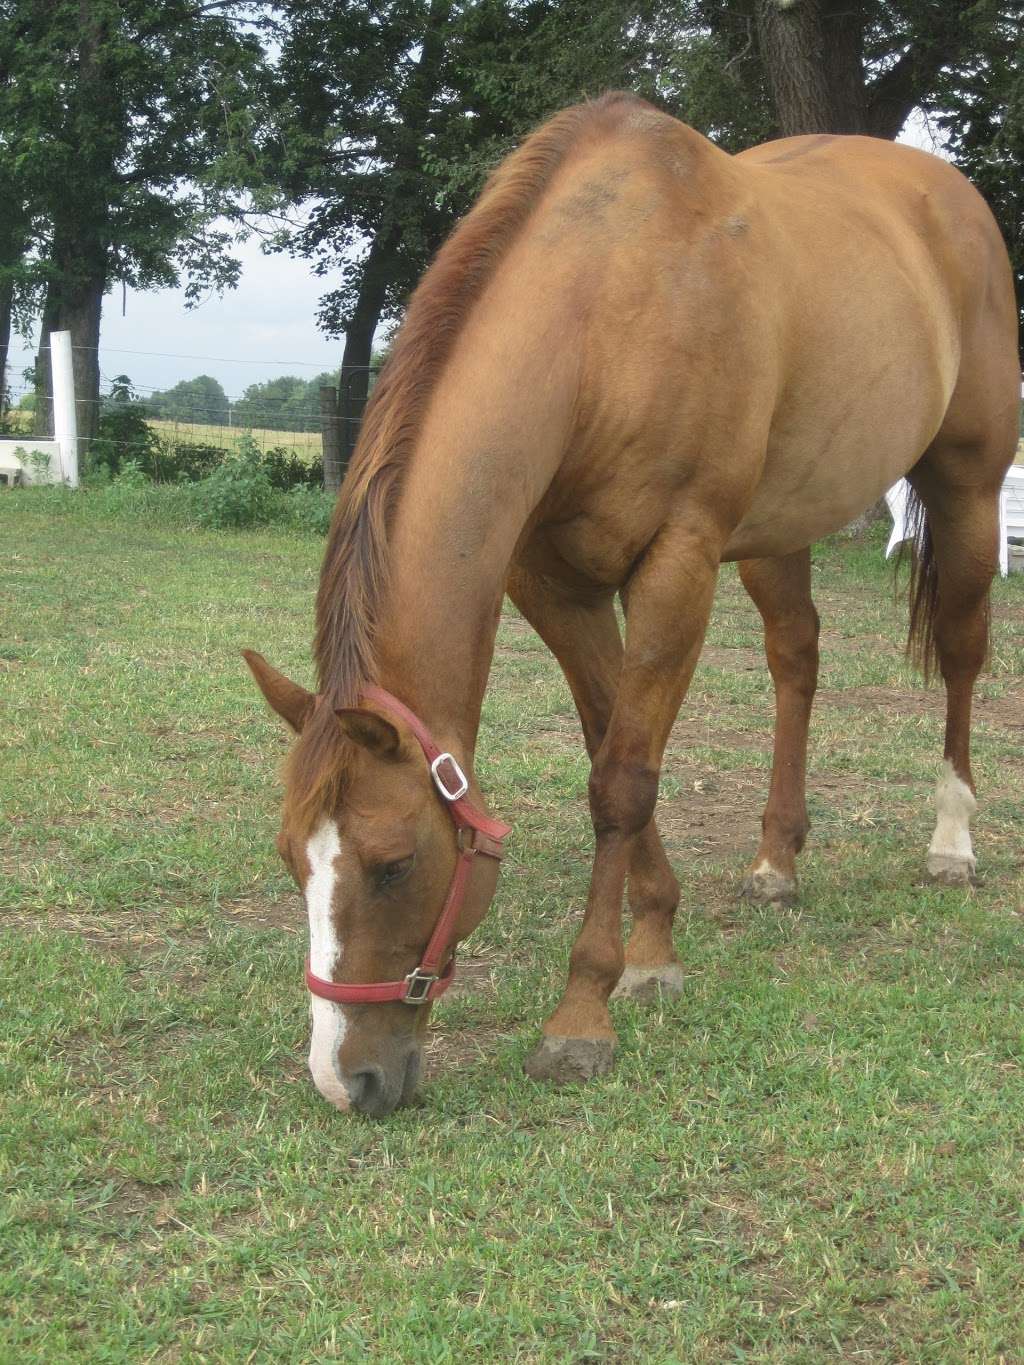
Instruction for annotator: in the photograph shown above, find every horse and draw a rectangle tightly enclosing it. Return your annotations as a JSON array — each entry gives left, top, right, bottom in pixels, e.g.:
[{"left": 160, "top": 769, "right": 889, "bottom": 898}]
[{"left": 245, "top": 93, "right": 1019, "bottom": 1117}]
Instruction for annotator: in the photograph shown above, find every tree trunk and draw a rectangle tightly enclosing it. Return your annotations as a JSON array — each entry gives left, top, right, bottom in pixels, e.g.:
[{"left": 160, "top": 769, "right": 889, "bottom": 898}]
[
  {"left": 33, "top": 270, "right": 105, "bottom": 448},
  {"left": 334, "top": 0, "right": 452, "bottom": 476},
  {"left": 755, "top": 1, "right": 890, "bottom": 533},
  {"left": 33, "top": 289, "right": 59, "bottom": 440},
  {"left": 337, "top": 225, "right": 400, "bottom": 484},
  {"left": 0, "top": 276, "right": 12, "bottom": 417},
  {"left": 0, "top": 219, "right": 27, "bottom": 419},
  {"left": 319, "top": 384, "right": 343, "bottom": 491},
  {"left": 755, "top": 0, "right": 867, "bottom": 136},
  {"left": 844, "top": 498, "right": 889, "bottom": 537},
  {"left": 32, "top": 1, "right": 111, "bottom": 453}
]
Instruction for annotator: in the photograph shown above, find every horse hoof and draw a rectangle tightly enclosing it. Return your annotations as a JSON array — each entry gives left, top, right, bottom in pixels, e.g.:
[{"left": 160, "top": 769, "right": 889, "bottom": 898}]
[
  {"left": 611, "top": 963, "right": 685, "bottom": 1003},
  {"left": 740, "top": 866, "right": 797, "bottom": 906},
  {"left": 926, "top": 854, "right": 977, "bottom": 888},
  {"left": 523, "top": 1035, "right": 616, "bottom": 1085}
]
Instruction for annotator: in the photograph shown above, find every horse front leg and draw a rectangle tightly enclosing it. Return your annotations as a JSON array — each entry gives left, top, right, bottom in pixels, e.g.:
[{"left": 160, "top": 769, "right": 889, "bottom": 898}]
[
  {"left": 507, "top": 570, "right": 683, "bottom": 1006},
  {"left": 738, "top": 549, "right": 819, "bottom": 905},
  {"left": 523, "top": 522, "right": 723, "bottom": 1084}
]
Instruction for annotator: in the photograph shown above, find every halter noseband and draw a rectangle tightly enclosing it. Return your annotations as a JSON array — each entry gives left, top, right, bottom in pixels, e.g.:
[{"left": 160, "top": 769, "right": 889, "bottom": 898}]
[{"left": 304, "top": 686, "right": 512, "bottom": 1007}]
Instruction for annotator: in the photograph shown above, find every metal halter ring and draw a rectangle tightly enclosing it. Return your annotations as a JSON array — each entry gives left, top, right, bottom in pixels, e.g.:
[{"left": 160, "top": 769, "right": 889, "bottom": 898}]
[{"left": 430, "top": 752, "right": 469, "bottom": 801}]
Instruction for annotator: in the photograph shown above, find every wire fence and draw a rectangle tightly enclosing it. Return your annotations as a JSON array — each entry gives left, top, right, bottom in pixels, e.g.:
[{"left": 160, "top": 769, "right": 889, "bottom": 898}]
[
  {"left": 1, "top": 396, "right": 325, "bottom": 471},
  {"left": 0, "top": 353, "right": 385, "bottom": 477},
  {"left": 1, "top": 340, "right": 372, "bottom": 472}
]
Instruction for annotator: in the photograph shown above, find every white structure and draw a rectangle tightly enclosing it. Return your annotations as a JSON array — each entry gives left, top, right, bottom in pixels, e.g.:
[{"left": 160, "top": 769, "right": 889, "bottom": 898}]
[
  {"left": 0, "top": 439, "right": 64, "bottom": 486},
  {"left": 886, "top": 463, "right": 1024, "bottom": 577},
  {"left": 49, "top": 330, "right": 79, "bottom": 487},
  {"left": 0, "top": 329, "right": 78, "bottom": 488}
]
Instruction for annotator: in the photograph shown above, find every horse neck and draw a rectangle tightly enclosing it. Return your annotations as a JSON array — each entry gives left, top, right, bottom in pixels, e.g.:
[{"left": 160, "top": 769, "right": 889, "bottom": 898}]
[{"left": 373, "top": 312, "right": 577, "bottom": 765}]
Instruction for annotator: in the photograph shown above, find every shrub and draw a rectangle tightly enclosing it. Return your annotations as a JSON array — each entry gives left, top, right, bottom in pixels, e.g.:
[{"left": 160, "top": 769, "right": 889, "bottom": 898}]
[
  {"left": 112, "top": 459, "right": 150, "bottom": 490},
  {"left": 287, "top": 484, "right": 335, "bottom": 535},
  {"left": 261, "top": 445, "right": 324, "bottom": 491},
  {"left": 192, "top": 438, "right": 273, "bottom": 528},
  {"left": 89, "top": 382, "right": 161, "bottom": 477},
  {"left": 78, "top": 459, "right": 203, "bottom": 525},
  {"left": 149, "top": 440, "right": 222, "bottom": 483}
]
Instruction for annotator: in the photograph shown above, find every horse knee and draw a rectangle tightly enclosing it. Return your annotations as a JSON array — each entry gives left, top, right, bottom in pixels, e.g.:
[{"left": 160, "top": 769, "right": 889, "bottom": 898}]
[
  {"left": 765, "top": 608, "right": 819, "bottom": 696},
  {"left": 589, "top": 755, "right": 659, "bottom": 838}
]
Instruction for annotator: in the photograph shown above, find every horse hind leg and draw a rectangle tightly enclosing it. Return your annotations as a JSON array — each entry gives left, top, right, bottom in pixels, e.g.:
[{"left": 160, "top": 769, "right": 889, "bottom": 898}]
[
  {"left": 737, "top": 549, "right": 820, "bottom": 905},
  {"left": 906, "top": 443, "right": 1010, "bottom": 886}
]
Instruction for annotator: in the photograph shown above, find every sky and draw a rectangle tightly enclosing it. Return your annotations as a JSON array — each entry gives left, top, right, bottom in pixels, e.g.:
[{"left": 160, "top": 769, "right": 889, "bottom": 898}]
[
  {"left": 6, "top": 235, "right": 345, "bottom": 404},
  {"left": 6, "top": 112, "right": 950, "bottom": 406}
]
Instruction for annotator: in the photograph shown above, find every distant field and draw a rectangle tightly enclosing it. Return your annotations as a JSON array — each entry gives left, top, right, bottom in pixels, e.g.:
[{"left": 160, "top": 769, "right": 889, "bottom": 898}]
[
  {"left": 147, "top": 419, "right": 321, "bottom": 459},
  {"left": 2, "top": 410, "right": 322, "bottom": 459}
]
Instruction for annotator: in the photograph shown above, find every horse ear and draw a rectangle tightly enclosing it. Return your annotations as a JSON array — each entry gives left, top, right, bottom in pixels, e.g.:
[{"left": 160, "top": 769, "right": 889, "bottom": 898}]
[
  {"left": 335, "top": 708, "right": 402, "bottom": 759},
  {"left": 242, "top": 650, "right": 315, "bottom": 733}
]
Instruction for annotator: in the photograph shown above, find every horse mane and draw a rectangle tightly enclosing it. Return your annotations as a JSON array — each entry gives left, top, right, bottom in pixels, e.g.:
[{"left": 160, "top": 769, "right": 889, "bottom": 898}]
[{"left": 286, "top": 91, "right": 647, "bottom": 828}]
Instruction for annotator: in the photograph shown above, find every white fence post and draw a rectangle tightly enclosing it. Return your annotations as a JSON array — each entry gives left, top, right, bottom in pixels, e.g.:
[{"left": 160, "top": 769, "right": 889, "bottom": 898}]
[{"left": 50, "top": 330, "right": 79, "bottom": 488}]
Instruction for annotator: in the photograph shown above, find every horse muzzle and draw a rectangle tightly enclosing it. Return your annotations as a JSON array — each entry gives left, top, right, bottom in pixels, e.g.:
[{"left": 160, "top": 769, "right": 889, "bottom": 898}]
[{"left": 311, "top": 1041, "right": 423, "bottom": 1117}]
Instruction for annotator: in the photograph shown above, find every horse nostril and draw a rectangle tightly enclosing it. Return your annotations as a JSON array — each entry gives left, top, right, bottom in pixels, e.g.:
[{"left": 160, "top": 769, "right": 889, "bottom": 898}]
[{"left": 347, "top": 1065, "right": 387, "bottom": 1114}]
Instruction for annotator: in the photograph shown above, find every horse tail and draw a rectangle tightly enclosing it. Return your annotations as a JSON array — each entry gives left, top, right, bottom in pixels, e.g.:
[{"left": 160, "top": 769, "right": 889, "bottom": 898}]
[{"left": 899, "top": 485, "right": 941, "bottom": 681}]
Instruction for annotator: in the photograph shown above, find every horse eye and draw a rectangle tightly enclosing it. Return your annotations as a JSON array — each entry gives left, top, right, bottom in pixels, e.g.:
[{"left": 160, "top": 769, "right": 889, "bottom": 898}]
[{"left": 375, "top": 856, "right": 414, "bottom": 888}]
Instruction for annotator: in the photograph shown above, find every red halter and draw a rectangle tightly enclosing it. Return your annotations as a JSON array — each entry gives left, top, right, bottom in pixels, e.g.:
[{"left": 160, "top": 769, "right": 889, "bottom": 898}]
[{"left": 304, "top": 686, "right": 512, "bottom": 1006}]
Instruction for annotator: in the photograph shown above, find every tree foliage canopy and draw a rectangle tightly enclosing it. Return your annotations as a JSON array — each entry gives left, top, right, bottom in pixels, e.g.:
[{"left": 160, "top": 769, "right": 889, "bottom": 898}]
[
  {"left": 271, "top": 0, "right": 668, "bottom": 348},
  {"left": 269, "top": 0, "right": 1022, "bottom": 375},
  {"left": 0, "top": 0, "right": 273, "bottom": 434},
  {"left": 1, "top": 0, "right": 1018, "bottom": 448}
]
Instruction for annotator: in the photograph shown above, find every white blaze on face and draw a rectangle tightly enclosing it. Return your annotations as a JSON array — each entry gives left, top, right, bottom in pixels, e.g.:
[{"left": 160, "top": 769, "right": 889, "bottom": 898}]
[
  {"left": 305, "top": 817, "right": 351, "bottom": 1110},
  {"left": 927, "top": 760, "right": 977, "bottom": 874}
]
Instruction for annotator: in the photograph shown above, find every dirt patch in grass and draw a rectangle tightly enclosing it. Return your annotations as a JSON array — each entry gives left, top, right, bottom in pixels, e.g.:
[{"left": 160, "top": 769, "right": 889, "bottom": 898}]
[
  {"left": 818, "top": 682, "right": 1024, "bottom": 732},
  {"left": 423, "top": 1018, "right": 514, "bottom": 1078},
  {"left": 653, "top": 766, "right": 769, "bottom": 864},
  {"left": 425, "top": 956, "right": 515, "bottom": 1075},
  {"left": 698, "top": 643, "right": 765, "bottom": 671},
  {"left": 973, "top": 687, "right": 1024, "bottom": 731},
  {"left": 219, "top": 895, "right": 302, "bottom": 933},
  {"left": 447, "top": 955, "right": 500, "bottom": 999},
  {"left": 815, "top": 684, "right": 937, "bottom": 716},
  {"left": 3, "top": 908, "right": 190, "bottom": 960}
]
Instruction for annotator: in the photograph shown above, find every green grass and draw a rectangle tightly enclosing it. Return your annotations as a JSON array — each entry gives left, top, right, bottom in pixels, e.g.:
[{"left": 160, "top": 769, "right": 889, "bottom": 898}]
[{"left": 2, "top": 489, "right": 1023, "bottom": 1363}]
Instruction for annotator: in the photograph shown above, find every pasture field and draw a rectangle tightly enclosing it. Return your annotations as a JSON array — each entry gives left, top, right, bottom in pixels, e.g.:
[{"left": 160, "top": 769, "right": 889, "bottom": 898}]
[
  {"left": 2, "top": 488, "right": 1023, "bottom": 1363},
  {"left": 146, "top": 419, "right": 321, "bottom": 459},
  {"left": 1, "top": 410, "right": 321, "bottom": 459}
]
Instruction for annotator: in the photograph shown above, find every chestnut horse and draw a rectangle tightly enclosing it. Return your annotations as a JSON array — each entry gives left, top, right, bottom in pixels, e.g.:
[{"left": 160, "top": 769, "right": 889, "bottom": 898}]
[{"left": 246, "top": 94, "right": 1018, "bottom": 1116}]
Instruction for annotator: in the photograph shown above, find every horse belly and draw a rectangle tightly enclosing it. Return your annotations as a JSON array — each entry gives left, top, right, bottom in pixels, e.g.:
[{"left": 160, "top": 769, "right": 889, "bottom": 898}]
[
  {"left": 722, "top": 416, "right": 938, "bottom": 561},
  {"left": 724, "top": 315, "right": 956, "bottom": 560}
]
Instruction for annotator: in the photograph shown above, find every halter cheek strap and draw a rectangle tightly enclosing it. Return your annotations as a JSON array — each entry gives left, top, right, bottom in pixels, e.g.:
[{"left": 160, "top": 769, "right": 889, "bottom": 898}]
[{"left": 304, "top": 686, "right": 512, "bottom": 1006}]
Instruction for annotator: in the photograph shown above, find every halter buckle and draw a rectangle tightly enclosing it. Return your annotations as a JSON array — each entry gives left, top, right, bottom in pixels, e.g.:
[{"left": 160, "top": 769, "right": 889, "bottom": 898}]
[
  {"left": 430, "top": 752, "right": 468, "bottom": 802},
  {"left": 403, "top": 967, "right": 439, "bottom": 1004}
]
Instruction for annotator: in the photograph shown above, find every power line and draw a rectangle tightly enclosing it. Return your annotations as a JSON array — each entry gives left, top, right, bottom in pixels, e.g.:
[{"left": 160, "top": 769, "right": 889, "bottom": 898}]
[{"left": 33, "top": 343, "right": 340, "bottom": 369}]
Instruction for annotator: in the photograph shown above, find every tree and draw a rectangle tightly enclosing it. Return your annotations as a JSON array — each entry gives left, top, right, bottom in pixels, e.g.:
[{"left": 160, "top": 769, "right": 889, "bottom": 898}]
[
  {"left": 232, "top": 374, "right": 327, "bottom": 432},
  {"left": 148, "top": 375, "right": 230, "bottom": 426},
  {"left": 692, "top": 0, "right": 1023, "bottom": 312},
  {"left": 935, "top": 15, "right": 1024, "bottom": 332},
  {"left": 271, "top": 0, "right": 663, "bottom": 484},
  {"left": 0, "top": 1, "right": 271, "bottom": 448}
]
